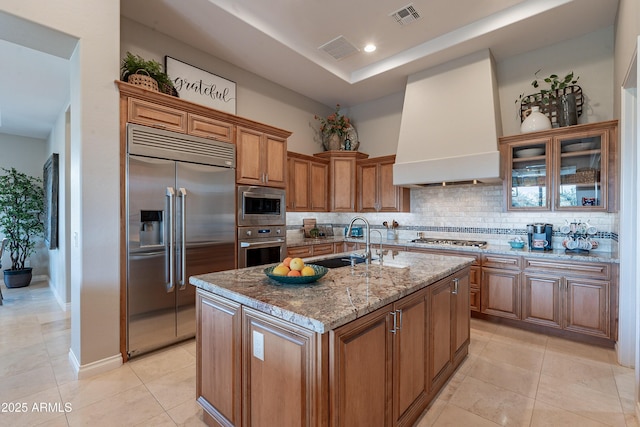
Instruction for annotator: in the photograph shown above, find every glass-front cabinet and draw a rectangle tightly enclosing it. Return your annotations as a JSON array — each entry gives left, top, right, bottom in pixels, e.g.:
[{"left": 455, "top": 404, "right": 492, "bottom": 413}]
[
  {"left": 508, "top": 139, "right": 551, "bottom": 210},
  {"left": 500, "top": 120, "right": 617, "bottom": 212}
]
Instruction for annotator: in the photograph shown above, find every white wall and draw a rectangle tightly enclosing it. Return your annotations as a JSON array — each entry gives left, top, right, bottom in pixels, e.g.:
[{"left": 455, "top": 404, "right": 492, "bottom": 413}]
[
  {"left": 0, "top": 133, "right": 49, "bottom": 276},
  {"left": 2, "top": 1, "right": 122, "bottom": 374},
  {"left": 46, "top": 107, "right": 71, "bottom": 308}
]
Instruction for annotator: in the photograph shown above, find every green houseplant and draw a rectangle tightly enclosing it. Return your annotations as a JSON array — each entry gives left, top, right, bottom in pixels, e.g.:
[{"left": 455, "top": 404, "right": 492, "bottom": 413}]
[
  {"left": 516, "top": 70, "right": 580, "bottom": 126},
  {"left": 0, "top": 167, "right": 45, "bottom": 288},
  {"left": 120, "top": 52, "right": 176, "bottom": 95}
]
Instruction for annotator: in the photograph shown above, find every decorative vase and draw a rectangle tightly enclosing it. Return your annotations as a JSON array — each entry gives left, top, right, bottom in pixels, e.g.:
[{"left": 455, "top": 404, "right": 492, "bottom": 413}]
[
  {"left": 3, "top": 268, "right": 33, "bottom": 288},
  {"left": 520, "top": 106, "right": 552, "bottom": 133},
  {"left": 325, "top": 133, "right": 342, "bottom": 151},
  {"left": 557, "top": 93, "right": 577, "bottom": 127}
]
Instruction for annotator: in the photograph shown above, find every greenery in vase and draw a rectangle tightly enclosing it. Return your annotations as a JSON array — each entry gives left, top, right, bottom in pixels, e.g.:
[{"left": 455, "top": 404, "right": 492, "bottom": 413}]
[
  {"left": 0, "top": 168, "right": 44, "bottom": 270},
  {"left": 120, "top": 51, "right": 175, "bottom": 93},
  {"left": 315, "top": 104, "right": 351, "bottom": 138}
]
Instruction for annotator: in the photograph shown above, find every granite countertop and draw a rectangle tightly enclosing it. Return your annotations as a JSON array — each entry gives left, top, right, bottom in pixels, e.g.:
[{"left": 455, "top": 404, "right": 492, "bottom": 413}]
[
  {"left": 286, "top": 235, "right": 619, "bottom": 263},
  {"left": 190, "top": 251, "right": 473, "bottom": 334}
]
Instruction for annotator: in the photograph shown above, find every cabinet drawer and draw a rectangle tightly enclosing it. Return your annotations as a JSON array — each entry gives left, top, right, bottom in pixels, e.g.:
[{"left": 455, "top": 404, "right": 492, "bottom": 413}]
[
  {"left": 482, "top": 254, "right": 521, "bottom": 270},
  {"left": 313, "top": 243, "right": 334, "bottom": 256},
  {"left": 524, "top": 258, "right": 610, "bottom": 280},
  {"left": 188, "top": 114, "right": 234, "bottom": 142},
  {"left": 287, "top": 245, "right": 313, "bottom": 258},
  {"left": 128, "top": 98, "right": 187, "bottom": 132}
]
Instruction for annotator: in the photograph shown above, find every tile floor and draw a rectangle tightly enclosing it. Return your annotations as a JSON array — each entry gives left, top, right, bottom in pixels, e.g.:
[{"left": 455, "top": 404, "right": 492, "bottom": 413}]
[{"left": 0, "top": 279, "right": 637, "bottom": 426}]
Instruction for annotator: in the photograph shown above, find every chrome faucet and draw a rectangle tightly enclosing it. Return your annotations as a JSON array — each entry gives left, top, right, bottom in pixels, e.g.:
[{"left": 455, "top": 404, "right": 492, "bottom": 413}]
[
  {"left": 371, "top": 229, "right": 384, "bottom": 262},
  {"left": 346, "top": 216, "right": 371, "bottom": 264}
]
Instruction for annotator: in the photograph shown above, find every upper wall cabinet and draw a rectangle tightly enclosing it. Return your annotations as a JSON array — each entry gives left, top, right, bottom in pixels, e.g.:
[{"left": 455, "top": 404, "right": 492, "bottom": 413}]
[
  {"left": 236, "top": 127, "right": 287, "bottom": 188},
  {"left": 500, "top": 120, "right": 617, "bottom": 212},
  {"left": 357, "top": 155, "right": 410, "bottom": 213},
  {"left": 287, "top": 151, "right": 329, "bottom": 212}
]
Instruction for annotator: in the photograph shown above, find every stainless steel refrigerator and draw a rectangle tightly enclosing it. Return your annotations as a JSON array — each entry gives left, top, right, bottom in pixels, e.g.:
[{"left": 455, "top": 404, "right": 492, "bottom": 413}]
[{"left": 126, "top": 124, "right": 236, "bottom": 358}]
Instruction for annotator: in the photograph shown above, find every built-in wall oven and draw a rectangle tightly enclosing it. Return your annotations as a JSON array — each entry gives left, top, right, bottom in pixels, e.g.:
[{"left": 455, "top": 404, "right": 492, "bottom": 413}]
[
  {"left": 237, "top": 225, "right": 286, "bottom": 268},
  {"left": 237, "top": 185, "right": 286, "bottom": 268}
]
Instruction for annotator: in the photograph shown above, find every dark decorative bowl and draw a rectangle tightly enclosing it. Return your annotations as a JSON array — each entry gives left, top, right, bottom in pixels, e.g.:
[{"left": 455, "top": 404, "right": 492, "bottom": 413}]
[{"left": 264, "top": 264, "right": 328, "bottom": 284}]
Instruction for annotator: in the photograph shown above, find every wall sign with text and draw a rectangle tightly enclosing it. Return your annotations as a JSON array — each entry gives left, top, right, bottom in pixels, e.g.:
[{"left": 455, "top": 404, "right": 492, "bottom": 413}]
[{"left": 165, "top": 56, "right": 236, "bottom": 114}]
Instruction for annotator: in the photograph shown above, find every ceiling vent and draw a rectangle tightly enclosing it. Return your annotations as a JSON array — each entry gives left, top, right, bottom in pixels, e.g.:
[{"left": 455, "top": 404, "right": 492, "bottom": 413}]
[
  {"left": 318, "top": 35, "right": 360, "bottom": 60},
  {"left": 390, "top": 4, "right": 421, "bottom": 26}
]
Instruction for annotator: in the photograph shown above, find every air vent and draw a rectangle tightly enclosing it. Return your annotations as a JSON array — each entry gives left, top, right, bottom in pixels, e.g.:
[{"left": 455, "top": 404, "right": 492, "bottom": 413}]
[
  {"left": 390, "top": 4, "right": 421, "bottom": 26},
  {"left": 318, "top": 35, "right": 360, "bottom": 60}
]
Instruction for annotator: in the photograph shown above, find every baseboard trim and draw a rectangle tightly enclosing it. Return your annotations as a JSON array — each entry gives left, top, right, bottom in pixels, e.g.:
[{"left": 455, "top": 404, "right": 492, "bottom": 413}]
[
  {"left": 48, "top": 279, "right": 71, "bottom": 312},
  {"left": 69, "top": 349, "right": 123, "bottom": 379}
]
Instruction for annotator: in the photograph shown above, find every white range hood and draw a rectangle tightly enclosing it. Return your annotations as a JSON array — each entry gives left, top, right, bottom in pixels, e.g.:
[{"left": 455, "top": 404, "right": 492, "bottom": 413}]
[{"left": 394, "top": 49, "right": 503, "bottom": 186}]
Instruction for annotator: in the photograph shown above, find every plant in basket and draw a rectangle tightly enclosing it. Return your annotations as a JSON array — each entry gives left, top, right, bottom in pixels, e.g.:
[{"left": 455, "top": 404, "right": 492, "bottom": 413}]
[
  {"left": 515, "top": 70, "right": 581, "bottom": 125},
  {"left": 120, "top": 52, "right": 177, "bottom": 96}
]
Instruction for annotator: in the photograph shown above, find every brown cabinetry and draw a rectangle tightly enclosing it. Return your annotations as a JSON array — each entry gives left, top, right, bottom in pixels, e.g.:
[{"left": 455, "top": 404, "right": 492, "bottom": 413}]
[
  {"left": 357, "top": 155, "right": 410, "bottom": 213},
  {"left": 314, "top": 150, "right": 369, "bottom": 212},
  {"left": 242, "top": 307, "right": 317, "bottom": 426},
  {"left": 127, "top": 97, "right": 187, "bottom": 132},
  {"left": 523, "top": 258, "right": 614, "bottom": 339},
  {"left": 237, "top": 127, "right": 287, "bottom": 188},
  {"left": 188, "top": 114, "right": 234, "bottom": 142},
  {"left": 286, "top": 242, "right": 334, "bottom": 258},
  {"left": 287, "top": 151, "right": 329, "bottom": 211},
  {"left": 196, "top": 291, "right": 242, "bottom": 427},
  {"left": 500, "top": 120, "right": 617, "bottom": 212},
  {"left": 428, "top": 269, "right": 469, "bottom": 393},
  {"left": 481, "top": 254, "right": 521, "bottom": 320}
]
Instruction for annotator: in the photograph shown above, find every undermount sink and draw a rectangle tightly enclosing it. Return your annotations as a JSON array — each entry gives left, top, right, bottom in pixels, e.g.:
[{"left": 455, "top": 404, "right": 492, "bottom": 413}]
[{"left": 312, "top": 256, "right": 368, "bottom": 269}]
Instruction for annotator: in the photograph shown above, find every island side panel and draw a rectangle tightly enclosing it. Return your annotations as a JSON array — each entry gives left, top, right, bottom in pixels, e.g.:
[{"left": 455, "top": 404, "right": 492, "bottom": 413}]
[
  {"left": 196, "top": 290, "right": 242, "bottom": 427},
  {"left": 242, "top": 307, "right": 319, "bottom": 427}
]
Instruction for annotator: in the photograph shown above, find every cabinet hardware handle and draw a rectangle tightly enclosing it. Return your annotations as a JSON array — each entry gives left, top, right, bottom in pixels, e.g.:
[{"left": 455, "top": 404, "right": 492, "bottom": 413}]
[
  {"left": 397, "top": 309, "right": 403, "bottom": 330},
  {"left": 265, "top": 173, "right": 269, "bottom": 183},
  {"left": 390, "top": 311, "right": 397, "bottom": 333},
  {"left": 452, "top": 278, "right": 459, "bottom": 295}
]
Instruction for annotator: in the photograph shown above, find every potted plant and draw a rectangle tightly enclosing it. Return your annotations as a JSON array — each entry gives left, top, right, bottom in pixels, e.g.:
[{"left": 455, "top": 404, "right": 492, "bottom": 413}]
[
  {"left": 120, "top": 52, "right": 177, "bottom": 96},
  {"left": 315, "top": 104, "right": 353, "bottom": 151},
  {"left": 516, "top": 70, "right": 580, "bottom": 126},
  {"left": 0, "top": 167, "right": 45, "bottom": 288}
]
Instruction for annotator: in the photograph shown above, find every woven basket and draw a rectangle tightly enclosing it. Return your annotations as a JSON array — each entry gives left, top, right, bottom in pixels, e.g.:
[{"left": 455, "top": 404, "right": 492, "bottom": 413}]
[
  {"left": 127, "top": 69, "right": 158, "bottom": 92},
  {"left": 561, "top": 168, "right": 600, "bottom": 185}
]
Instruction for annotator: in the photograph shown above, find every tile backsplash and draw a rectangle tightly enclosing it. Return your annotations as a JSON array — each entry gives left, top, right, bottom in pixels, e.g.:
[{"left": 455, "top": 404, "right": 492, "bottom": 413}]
[{"left": 286, "top": 183, "right": 617, "bottom": 252}]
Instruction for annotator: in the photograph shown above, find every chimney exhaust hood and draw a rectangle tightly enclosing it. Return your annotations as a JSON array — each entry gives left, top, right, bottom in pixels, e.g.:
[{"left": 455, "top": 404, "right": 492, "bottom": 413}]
[{"left": 394, "top": 50, "right": 503, "bottom": 186}]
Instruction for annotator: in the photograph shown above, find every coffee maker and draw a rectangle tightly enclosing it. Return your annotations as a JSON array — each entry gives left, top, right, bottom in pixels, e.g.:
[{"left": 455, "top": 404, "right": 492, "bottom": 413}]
[{"left": 527, "top": 223, "right": 553, "bottom": 251}]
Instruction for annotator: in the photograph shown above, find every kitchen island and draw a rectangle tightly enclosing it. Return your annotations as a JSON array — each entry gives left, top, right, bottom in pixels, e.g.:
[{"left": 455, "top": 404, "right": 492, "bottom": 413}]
[{"left": 190, "top": 251, "right": 473, "bottom": 427}]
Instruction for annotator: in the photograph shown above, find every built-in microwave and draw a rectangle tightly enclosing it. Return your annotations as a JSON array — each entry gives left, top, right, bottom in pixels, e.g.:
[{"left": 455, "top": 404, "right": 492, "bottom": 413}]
[{"left": 237, "top": 185, "right": 286, "bottom": 226}]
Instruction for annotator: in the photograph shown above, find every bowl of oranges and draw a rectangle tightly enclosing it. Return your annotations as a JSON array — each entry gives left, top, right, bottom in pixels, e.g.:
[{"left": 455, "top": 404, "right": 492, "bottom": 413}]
[{"left": 264, "top": 257, "right": 328, "bottom": 284}]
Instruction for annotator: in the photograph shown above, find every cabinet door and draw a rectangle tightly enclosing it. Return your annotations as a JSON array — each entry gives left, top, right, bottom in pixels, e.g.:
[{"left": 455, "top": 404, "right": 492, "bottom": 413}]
[
  {"left": 469, "top": 266, "right": 481, "bottom": 312},
  {"left": 313, "top": 243, "right": 334, "bottom": 256},
  {"left": 453, "top": 273, "right": 470, "bottom": 361},
  {"left": 428, "top": 279, "right": 453, "bottom": 391},
  {"left": 286, "top": 245, "right": 313, "bottom": 258},
  {"left": 358, "top": 162, "right": 379, "bottom": 212},
  {"left": 565, "top": 278, "right": 610, "bottom": 338},
  {"left": 309, "top": 161, "right": 328, "bottom": 211},
  {"left": 481, "top": 268, "right": 521, "bottom": 320},
  {"left": 196, "top": 291, "right": 241, "bottom": 426},
  {"left": 188, "top": 113, "right": 234, "bottom": 142},
  {"left": 236, "top": 128, "right": 264, "bottom": 185},
  {"left": 331, "top": 304, "right": 393, "bottom": 427},
  {"left": 393, "top": 289, "right": 429, "bottom": 426},
  {"left": 554, "top": 129, "right": 608, "bottom": 211},
  {"left": 243, "top": 307, "right": 317, "bottom": 427},
  {"left": 522, "top": 273, "right": 562, "bottom": 329},
  {"left": 379, "top": 160, "right": 407, "bottom": 212},
  {"left": 506, "top": 139, "right": 551, "bottom": 210},
  {"left": 331, "top": 157, "right": 357, "bottom": 212},
  {"left": 289, "top": 158, "right": 310, "bottom": 211},
  {"left": 127, "top": 97, "right": 187, "bottom": 132},
  {"left": 264, "top": 134, "right": 286, "bottom": 188}
]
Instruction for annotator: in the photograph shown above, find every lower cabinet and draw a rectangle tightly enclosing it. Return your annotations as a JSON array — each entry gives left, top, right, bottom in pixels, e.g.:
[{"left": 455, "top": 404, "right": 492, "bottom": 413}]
[
  {"left": 480, "top": 254, "right": 521, "bottom": 320},
  {"left": 287, "top": 242, "right": 335, "bottom": 258},
  {"left": 522, "top": 258, "right": 613, "bottom": 339},
  {"left": 330, "top": 268, "right": 470, "bottom": 427}
]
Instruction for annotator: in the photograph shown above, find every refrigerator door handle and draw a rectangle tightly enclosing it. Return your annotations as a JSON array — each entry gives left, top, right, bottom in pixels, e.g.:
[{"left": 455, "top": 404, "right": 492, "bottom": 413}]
[
  {"left": 178, "top": 187, "right": 187, "bottom": 290},
  {"left": 166, "top": 187, "right": 175, "bottom": 293}
]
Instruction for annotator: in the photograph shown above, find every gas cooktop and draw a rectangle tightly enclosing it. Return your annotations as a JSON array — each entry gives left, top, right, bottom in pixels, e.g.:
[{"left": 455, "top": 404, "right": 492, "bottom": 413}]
[{"left": 410, "top": 238, "right": 487, "bottom": 248}]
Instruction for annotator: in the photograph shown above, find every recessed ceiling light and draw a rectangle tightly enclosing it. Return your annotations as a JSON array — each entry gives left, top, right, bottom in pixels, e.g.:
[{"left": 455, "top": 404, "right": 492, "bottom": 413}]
[{"left": 364, "top": 44, "right": 377, "bottom": 53}]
